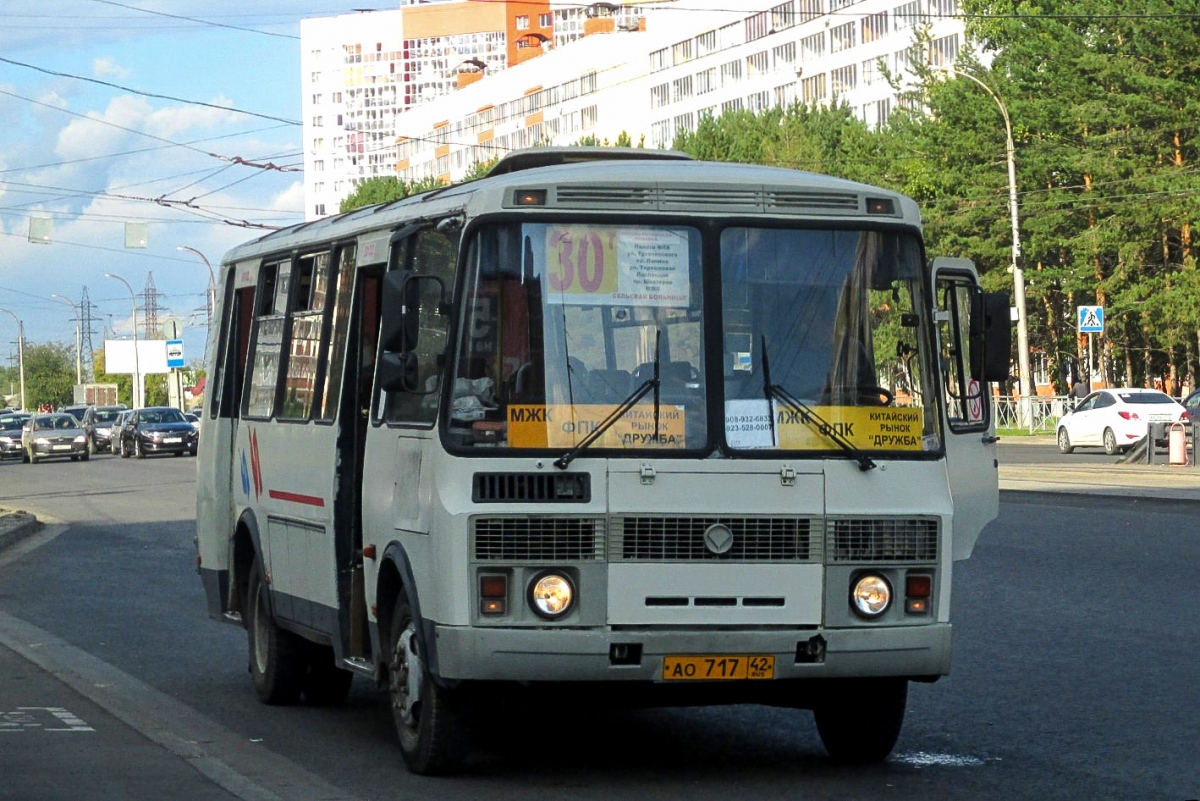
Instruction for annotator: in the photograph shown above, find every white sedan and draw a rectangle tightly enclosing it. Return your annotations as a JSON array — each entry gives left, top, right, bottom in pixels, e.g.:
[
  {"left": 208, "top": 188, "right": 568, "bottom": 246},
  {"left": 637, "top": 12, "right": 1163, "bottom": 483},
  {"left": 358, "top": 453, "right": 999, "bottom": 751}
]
[{"left": 1057, "top": 388, "right": 1188, "bottom": 455}]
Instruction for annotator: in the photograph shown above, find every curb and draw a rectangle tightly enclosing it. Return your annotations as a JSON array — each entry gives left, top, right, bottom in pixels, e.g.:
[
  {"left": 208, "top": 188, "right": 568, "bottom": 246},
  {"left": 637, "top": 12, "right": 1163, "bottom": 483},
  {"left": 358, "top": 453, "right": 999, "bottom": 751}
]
[{"left": 0, "top": 509, "right": 43, "bottom": 553}]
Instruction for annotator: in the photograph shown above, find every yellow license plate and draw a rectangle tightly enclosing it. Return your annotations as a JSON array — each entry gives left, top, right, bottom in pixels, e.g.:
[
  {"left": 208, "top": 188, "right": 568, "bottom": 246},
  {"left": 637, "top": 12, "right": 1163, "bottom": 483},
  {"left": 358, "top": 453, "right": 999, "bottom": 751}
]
[{"left": 662, "top": 654, "right": 775, "bottom": 681}]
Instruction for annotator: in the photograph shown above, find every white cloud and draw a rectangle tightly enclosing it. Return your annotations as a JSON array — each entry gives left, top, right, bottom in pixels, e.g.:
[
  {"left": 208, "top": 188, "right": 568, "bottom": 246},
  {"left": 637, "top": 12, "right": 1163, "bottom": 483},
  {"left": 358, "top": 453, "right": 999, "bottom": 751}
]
[{"left": 92, "top": 57, "right": 130, "bottom": 80}]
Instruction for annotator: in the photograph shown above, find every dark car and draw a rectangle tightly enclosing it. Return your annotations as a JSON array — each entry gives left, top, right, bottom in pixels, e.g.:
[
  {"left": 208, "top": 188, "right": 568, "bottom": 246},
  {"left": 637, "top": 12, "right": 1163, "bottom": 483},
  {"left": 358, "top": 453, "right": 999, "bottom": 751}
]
[
  {"left": 0, "top": 415, "right": 30, "bottom": 459},
  {"left": 80, "top": 405, "right": 128, "bottom": 454},
  {"left": 119, "top": 407, "right": 198, "bottom": 458},
  {"left": 21, "top": 413, "right": 90, "bottom": 463},
  {"left": 58, "top": 404, "right": 91, "bottom": 423}
]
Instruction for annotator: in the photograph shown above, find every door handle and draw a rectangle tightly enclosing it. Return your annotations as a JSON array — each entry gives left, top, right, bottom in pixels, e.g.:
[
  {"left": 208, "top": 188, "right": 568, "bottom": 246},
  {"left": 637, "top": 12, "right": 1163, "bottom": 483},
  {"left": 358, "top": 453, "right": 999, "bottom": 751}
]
[{"left": 982, "top": 434, "right": 1000, "bottom": 444}]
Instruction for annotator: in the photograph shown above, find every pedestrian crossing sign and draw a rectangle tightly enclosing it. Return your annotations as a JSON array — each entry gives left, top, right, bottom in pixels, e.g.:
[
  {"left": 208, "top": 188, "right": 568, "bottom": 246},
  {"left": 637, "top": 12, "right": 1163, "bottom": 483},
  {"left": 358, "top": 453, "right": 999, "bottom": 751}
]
[{"left": 1078, "top": 305, "right": 1104, "bottom": 333}]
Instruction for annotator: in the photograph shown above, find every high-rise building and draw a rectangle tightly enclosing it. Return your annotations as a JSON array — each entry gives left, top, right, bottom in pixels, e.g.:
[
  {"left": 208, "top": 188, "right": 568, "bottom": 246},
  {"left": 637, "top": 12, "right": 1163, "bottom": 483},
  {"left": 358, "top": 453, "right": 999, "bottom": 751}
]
[
  {"left": 386, "top": 0, "right": 966, "bottom": 186},
  {"left": 301, "top": 10, "right": 406, "bottom": 220},
  {"left": 301, "top": 1, "right": 560, "bottom": 220}
]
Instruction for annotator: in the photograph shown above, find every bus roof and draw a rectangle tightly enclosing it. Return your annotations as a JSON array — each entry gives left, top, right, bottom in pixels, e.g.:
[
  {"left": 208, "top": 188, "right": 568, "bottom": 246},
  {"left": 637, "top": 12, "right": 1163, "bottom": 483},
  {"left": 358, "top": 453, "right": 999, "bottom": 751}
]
[{"left": 221, "top": 150, "right": 920, "bottom": 265}]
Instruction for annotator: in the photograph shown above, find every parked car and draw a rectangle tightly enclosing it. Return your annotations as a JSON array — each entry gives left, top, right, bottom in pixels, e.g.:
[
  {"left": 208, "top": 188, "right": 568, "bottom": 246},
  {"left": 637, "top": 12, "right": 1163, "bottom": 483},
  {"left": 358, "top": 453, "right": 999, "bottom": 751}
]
[
  {"left": 21, "top": 413, "right": 90, "bottom": 463},
  {"left": 80, "top": 405, "right": 128, "bottom": 454},
  {"left": 0, "top": 415, "right": 29, "bottom": 459},
  {"left": 184, "top": 412, "right": 201, "bottom": 433},
  {"left": 109, "top": 410, "right": 133, "bottom": 453},
  {"left": 1057, "top": 388, "right": 1189, "bottom": 455},
  {"left": 118, "top": 407, "right": 199, "bottom": 458}
]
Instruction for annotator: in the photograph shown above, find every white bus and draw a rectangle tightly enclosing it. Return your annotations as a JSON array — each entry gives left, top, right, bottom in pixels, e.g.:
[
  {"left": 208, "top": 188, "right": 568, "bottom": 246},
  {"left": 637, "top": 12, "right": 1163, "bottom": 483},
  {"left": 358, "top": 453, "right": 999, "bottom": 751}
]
[{"left": 196, "top": 148, "right": 1010, "bottom": 774}]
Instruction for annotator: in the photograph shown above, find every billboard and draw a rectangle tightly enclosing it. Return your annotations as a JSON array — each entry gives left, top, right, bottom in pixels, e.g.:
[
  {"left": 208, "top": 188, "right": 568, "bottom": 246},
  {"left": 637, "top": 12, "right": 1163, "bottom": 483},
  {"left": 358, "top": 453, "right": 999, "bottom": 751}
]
[{"left": 104, "top": 340, "right": 170, "bottom": 374}]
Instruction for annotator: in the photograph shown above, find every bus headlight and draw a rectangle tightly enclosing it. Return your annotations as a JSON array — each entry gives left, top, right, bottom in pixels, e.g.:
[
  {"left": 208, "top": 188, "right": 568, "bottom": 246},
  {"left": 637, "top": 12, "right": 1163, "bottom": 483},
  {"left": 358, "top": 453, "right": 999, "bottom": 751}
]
[
  {"left": 529, "top": 573, "right": 574, "bottom": 619},
  {"left": 850, "top": 574, "right": 892, "bottom": 618}
]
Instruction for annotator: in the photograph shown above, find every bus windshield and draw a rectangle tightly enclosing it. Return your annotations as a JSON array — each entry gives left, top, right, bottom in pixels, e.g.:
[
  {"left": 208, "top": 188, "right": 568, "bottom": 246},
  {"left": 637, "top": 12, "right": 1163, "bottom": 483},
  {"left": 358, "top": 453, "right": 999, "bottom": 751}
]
[
  {"left": 721, "top": 227, "right": 938, "bottom": 453},
  {"left": 452, "top": 221, "right": 706, "bottom": 452},
  {"left": 451, "top": 221, "right": 939, "bottom": 456}
]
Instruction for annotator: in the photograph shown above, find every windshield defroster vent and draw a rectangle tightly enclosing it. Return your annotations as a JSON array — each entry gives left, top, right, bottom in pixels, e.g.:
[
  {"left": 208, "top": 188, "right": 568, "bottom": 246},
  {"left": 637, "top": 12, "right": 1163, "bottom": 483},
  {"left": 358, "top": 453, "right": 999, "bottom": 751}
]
[{"left": 473, "top": 472, "right": 591, "bottom": 503}]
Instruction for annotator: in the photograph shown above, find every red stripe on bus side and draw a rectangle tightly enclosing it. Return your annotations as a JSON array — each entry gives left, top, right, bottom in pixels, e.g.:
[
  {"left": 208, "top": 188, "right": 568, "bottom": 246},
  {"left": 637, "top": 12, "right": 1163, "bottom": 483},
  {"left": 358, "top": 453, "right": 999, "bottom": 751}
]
[{"left": 267, "top": 490, "right": 326, "bottom": 507}]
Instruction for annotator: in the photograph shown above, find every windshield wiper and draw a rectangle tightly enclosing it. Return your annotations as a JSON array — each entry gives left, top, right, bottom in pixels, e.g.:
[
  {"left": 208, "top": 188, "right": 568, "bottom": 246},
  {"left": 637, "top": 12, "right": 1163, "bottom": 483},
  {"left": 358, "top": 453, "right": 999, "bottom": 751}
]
[
  {"left": 554, "top": 330, "right": 661, "bottom": 470},
  {"left": 760, "top": 335, "right": 876, "bottom": 472}
]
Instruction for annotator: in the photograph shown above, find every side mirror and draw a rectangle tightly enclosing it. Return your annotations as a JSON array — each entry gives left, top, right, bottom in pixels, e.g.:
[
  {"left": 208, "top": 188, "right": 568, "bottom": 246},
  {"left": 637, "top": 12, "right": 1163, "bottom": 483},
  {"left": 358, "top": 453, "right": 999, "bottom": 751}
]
[
  {"left": 971, "top": 291, "right": 1012, "bottom": 383},
  {"left": 379, "top": 270, "right": 448, "bottom": 354},
  {"left": 377, "top": 351, "right": 420, "bottom": 393},
  {"left": 380, "top": 270, "right": 417, "bottom": 353}
]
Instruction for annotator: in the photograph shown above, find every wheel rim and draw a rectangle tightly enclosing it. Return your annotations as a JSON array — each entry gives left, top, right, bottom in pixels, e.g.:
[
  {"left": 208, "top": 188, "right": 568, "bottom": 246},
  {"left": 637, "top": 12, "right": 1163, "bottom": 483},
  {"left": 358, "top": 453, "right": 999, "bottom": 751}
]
[
  {"left": 1059, "top": 429, "right": 1069, "bottom": 449},
  {"left": 1105, "top": 430, "right": 1116, "bottom": 452},
  {"left": 389, "top": 623, "right": 423, "bottom": 731}
]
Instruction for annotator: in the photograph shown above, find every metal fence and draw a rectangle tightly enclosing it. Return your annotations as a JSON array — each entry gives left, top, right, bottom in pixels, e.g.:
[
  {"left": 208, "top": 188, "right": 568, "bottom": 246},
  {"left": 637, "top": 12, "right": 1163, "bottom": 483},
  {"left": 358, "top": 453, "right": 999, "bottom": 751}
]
[{"left": 994, "top": 395, "right": 1071, "bottom": 434}]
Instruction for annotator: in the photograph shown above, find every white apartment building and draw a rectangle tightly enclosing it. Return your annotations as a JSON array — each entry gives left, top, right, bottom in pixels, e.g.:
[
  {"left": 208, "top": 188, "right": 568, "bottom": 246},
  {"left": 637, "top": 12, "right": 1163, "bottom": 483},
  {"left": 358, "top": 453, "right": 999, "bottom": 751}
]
[
  {"left": 392, "top": 0, "right": 965, "bottom": 185},
  {"left": 301, "top": 10, "right": 406, "bottom": 220}
]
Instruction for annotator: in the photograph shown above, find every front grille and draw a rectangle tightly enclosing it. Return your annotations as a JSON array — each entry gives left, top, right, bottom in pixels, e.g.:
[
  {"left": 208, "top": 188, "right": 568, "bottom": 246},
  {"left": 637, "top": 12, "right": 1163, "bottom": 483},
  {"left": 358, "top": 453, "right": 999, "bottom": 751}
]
[
  {"left": 610, "top": 516, "right": 815, "bottom": 562},
  {"left": 826, "top": 517, "right": 938, "bottom": 563},
  {"left": 472, "top": 516, "right": 604, "bottom": 561}
]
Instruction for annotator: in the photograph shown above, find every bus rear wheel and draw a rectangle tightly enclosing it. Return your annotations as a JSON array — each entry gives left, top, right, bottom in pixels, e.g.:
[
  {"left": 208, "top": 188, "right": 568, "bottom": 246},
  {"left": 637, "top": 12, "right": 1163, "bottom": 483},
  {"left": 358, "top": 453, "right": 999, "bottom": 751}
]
[
  {"left": 388, "top": 593, "right": 466, "bottom": 775},
  {"left": 813, "top": 678, "right": 907, "bottom": 764},
  {"left": 246, "top": 559, "right": 306, "bottom": 705}
]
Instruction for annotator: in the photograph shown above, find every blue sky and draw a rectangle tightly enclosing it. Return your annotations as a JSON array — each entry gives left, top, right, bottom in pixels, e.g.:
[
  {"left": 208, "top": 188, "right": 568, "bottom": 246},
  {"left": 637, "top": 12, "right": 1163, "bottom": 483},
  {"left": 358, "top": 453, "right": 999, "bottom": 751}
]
[{"left": 0, "top": 1, "right": 386, "bottom": 370}]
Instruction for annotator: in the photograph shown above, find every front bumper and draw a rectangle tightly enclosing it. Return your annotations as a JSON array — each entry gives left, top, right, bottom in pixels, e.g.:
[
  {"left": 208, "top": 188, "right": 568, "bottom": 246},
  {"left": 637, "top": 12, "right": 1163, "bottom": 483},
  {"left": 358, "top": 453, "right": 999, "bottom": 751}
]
[
  {"left": 430, "top": 622, "right": 952, "bottom": 683},
  {"left": 0, "top": 441, "right": 22, "bottom": 458},
  {"left": 31, "top": 441, "right": 88, "bottom": 458},
  {"left": 139, "top": 435, "right": 197, "bottom": 454}
]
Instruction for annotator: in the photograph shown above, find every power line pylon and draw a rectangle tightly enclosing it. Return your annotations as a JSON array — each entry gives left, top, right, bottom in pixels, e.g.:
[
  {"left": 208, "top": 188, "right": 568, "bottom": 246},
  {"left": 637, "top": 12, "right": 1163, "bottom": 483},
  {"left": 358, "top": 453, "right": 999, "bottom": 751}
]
[
  {"left": 79, "top": 286, "right": 97, "bottom": 381},
  {"left": 142, "top": 272, "right": 160, "bottom": 339}
]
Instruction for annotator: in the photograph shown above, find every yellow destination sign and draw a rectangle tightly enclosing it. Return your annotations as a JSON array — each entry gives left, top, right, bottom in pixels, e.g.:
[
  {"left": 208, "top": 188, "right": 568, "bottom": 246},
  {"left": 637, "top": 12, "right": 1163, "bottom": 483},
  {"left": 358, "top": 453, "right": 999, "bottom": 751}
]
[
  {"left": 776, "top": 405, "right": 924, "bottom": 451},
  {"left": 508, "top": 404, "right": 687, "bottom": 449}
]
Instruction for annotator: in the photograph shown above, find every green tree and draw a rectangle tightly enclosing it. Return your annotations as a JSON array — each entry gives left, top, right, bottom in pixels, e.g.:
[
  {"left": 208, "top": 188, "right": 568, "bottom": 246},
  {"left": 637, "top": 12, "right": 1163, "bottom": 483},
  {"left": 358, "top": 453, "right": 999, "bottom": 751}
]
[
  {"left": 339, "top": 175, "right": 449, "bottom": 213},
  {"left": 23, "top": 342, "right": 75, "bottom": 410}
]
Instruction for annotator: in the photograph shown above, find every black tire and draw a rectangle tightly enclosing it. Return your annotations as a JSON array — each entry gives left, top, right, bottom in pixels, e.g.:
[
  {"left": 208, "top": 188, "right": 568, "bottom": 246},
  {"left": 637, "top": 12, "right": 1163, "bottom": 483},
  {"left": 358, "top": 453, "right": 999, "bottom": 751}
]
[
  {"left": 303, "top": 645, "right": 354, "bottom": 706},
  {"left": 246, "top": 559, "right": 306, "bottom": 705},
  {"left": 120, "top": 439, "right": 130, "bottom": 458},
  {"left": 70, "top": 455, "right": 79, "bottom": 462},
  {"left": 80, "top": 451, "right": 90, "bottom": 462},
  {"left": 88, "top": 438, "right": 97, "bottom": 455},
  {"left": 1103, "top": 427, "right": 1120, "bottom": 456},
  {"left": 135, "top": 438, "right": 146, "bottom": 459},
  {"left": 21, "top": 447, "right": 29, "bottom": 464},
  {"left": 813, "top": 679, "right": 907, "bottom": 764},
  {"left": 388, "top": 593, "right": 467, "bottom": 775},
  {"left": 1057, "top": 427, "right": 1074, "bottom": 454}
]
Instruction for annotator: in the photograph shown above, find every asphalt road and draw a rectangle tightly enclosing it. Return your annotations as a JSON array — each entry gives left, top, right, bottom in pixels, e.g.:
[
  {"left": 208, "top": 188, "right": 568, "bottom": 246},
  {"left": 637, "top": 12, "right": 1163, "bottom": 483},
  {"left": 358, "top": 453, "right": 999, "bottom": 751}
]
[{"left": 0, "top": 449, "right": 1197, "bottom": 800}]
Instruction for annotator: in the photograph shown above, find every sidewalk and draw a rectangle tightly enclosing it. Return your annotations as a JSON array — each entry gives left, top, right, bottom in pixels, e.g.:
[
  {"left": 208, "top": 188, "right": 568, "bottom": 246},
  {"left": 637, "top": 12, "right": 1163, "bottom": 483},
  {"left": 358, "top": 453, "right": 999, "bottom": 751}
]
[{"left": 997, "top": 437, "right": 1200, "bottom": 502}]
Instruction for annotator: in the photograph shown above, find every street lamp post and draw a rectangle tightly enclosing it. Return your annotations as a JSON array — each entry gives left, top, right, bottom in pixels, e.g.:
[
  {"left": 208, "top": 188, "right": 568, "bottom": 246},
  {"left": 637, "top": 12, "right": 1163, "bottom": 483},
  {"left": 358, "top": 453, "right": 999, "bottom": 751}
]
[
  {"left": 0, "top": 309, "right": 26, "bottom": 412},
  {"left": 940, "top": 67, "right": 1034, "bottom": 425},
  {"left": 51, "top": 294, "right": 82, "bottom": 385},
  {"left": 105, "top": 272, "right": 141, "bottom": 409},
  {"left": 177, "top": 246, "right": 216, "bottom": 325}
]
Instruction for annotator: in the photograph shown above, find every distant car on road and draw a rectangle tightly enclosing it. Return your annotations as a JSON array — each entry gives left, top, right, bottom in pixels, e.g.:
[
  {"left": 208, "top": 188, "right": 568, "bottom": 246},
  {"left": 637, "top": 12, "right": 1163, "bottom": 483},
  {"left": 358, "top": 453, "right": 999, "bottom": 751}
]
[
  {"left": 1057, "top": 388, "right": 1188, "bottom": 455},
  {"left": 58, "top": 404, "right": 91, "bottom": 423},
  {"left": 0, "top": 415, "right": 29, "bottom": 459},
  {"left": 80, "top": 405, "right": 128, "bottom": 454},
  {"left": 118, "top": 407, "right": 199, "bottom": 458},
  {"left": 21, "top": 413, "right": 90, "bottom": 463},
  {"left": 109, "top": 410, "right": 133, "bottom": 453}
]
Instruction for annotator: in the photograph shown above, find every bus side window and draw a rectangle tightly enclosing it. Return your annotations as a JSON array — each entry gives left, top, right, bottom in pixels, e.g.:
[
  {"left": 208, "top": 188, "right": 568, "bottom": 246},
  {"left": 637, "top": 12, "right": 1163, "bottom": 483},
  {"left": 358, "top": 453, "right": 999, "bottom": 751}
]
[{"left": 243, "top": 261, "right": 290, "bottom": 419}]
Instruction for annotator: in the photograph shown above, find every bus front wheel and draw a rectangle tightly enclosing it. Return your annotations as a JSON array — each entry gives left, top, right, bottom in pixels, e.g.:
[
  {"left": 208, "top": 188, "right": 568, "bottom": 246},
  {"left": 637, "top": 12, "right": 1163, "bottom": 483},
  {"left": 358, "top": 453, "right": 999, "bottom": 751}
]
[
  {"left": 246, "top": 559, "right": 306, "bottom": 705},
  {"left": 387, "top": 593, "right": 466, "bottom": 775},
  {"left": 813, "top": 678, "right": 907, "bottom": 764}
]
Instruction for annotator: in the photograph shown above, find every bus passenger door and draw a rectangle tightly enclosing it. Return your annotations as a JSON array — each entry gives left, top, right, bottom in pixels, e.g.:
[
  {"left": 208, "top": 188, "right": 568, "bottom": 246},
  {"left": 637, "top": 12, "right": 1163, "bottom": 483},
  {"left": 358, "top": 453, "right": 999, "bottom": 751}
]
[
  {"left": 331, "top": 262, "right": 382, "bottom": 659},
  {"left": 197, "top": 264, "right": 255, "bottom": 614},
  {"left": 934, "top": 258, "right": 1009, "bottom": 560}
]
